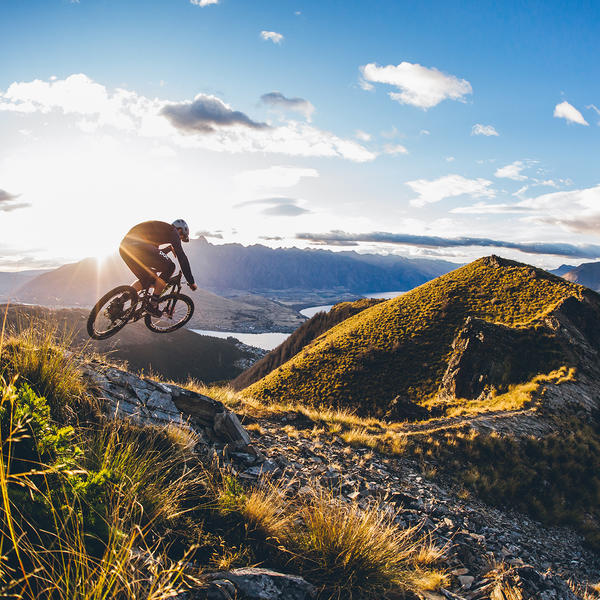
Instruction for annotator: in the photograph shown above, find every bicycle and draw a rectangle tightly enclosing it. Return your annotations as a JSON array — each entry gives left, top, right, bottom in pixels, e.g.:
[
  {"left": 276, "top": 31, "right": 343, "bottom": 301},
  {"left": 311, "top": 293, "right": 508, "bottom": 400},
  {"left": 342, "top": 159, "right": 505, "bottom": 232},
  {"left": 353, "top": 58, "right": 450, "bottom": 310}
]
[{"left": 87, "top": 270, "right": 195, "bottom": 340}]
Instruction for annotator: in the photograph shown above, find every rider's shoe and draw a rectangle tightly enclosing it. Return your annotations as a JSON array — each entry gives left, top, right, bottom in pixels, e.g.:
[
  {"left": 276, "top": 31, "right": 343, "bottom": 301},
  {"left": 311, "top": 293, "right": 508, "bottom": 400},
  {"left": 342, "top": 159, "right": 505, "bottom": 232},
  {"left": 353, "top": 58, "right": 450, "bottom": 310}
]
[{"left": 146, "top": 300, "right": 163, "bottom": 318}]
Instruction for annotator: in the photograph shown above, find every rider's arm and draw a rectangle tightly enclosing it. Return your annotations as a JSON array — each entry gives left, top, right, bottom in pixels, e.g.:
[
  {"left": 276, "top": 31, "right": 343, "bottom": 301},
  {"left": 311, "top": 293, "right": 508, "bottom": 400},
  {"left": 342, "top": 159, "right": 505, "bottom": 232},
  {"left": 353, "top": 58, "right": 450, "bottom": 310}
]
[{"left": 170, "top": 233, "right": 195, "bottom": 285}]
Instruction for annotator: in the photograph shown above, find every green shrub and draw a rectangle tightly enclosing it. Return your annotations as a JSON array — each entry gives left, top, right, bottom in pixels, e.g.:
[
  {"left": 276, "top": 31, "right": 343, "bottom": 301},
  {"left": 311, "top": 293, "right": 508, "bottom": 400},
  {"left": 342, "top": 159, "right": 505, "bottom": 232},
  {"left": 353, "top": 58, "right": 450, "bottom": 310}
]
[{"left": 1, "top": 323, "right": 89, "bottom": 421}]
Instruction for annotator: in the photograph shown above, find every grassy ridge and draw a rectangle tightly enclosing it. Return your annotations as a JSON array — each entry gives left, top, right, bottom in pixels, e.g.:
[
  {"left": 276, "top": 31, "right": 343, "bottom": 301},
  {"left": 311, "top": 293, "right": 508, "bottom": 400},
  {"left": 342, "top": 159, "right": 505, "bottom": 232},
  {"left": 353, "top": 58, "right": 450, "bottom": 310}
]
[
  {"left": 232, "top": 298, "right": 382, "bottom": 390},
  {"left": 247, "top": 257, "right": 585, "bottom": 414}
]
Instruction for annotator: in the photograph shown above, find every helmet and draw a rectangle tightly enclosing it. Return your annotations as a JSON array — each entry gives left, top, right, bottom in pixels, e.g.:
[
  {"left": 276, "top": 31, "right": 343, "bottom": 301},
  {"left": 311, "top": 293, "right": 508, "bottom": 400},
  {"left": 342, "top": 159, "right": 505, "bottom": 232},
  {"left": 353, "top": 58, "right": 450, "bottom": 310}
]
[{"left": 172, "top": 219, "right": 190, "bottom": 242}]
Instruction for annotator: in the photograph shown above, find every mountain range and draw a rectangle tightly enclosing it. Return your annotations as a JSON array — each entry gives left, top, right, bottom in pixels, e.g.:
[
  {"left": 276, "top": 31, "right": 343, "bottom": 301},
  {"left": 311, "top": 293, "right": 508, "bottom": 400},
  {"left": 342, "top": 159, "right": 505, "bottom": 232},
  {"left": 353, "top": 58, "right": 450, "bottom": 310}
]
[
  {"left": 8, "top": 239, "right": 456, "bottom": 307},
  {"left": 561, "top": 261, "right": 600, "bottom": 291}
]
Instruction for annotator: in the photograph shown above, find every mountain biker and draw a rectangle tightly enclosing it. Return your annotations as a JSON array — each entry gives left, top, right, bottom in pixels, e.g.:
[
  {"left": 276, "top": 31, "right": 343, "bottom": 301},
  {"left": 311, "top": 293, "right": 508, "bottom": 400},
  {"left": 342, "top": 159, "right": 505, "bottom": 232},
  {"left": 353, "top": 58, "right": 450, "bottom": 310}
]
[{"left": 119, "top": 219, "right": 198, "bottom": 317}]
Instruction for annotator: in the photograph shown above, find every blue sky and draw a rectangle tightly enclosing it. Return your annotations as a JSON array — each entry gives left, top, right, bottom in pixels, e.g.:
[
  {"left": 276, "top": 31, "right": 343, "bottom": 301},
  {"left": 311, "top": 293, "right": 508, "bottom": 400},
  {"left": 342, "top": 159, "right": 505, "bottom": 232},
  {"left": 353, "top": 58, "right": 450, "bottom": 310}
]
[{"left": 1, "top": 0, "right": 599, "bottom": 269}]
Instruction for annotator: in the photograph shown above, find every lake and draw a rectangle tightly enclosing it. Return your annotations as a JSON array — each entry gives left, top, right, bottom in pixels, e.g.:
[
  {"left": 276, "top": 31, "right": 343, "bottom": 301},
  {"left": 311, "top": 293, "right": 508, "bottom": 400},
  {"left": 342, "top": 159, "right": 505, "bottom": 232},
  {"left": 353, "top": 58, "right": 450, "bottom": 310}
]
[
  {"left": 190, "top": 329, "right": 290, "bottom": 351},
  {"left": 191, "top": 291, "right": 406, "bottom": 351},
  {"left": 299, "top": 292, "right": 405, "bottom": 319}
]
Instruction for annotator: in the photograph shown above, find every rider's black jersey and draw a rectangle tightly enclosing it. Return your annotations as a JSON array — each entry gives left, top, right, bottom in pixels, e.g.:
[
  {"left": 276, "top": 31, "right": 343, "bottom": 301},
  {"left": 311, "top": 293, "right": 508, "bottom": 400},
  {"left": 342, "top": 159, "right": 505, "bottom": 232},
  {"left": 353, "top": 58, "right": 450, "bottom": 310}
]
[{"left": 122, "top": 221, "right": 195, "bottom": 285}]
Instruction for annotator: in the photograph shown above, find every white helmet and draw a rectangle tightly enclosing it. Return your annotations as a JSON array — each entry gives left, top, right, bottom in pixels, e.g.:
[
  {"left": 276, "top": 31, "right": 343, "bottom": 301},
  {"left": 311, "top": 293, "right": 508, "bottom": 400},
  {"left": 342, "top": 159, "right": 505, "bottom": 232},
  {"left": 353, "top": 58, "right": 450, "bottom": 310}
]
[{"left": 172, "top": 219, "right": 190, "bottom": 242}]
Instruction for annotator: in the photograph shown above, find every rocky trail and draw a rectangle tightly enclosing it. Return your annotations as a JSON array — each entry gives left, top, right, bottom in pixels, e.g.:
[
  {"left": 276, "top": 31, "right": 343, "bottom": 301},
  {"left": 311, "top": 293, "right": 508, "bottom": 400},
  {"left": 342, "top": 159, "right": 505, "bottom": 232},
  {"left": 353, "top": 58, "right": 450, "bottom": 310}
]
[
  {"left": 232, "top": 409, "right": 599, "bottom": 598},
  {"left": 84, "top": 360, "right": 599, "bottom": 599}
]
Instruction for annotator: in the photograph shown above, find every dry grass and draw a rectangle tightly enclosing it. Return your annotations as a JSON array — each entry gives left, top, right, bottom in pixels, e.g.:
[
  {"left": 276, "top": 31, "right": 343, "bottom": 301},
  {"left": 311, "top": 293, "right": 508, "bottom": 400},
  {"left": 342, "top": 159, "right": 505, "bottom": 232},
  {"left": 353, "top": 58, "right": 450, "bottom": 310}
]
[
  {"left": 288, "top": 488, "right": 446, "bottom": 599},
  {"left": 0, "top": 381, "right": 194, "bottom": 599},
  {"left": 438, "top": 366, "right": 577, "bottom": 417},
  {"left": 83, "top": 420, "right": 203, "bottom": 526},
  {"left": 215, "top": 475, "right": 446, "bottom": 599},
  {"left": 245, "top": 422, "right": 265, "bottom": 435},
  {"left": 0, "top": 320, "right": 90, "bottom": 420},
  {"left": 240, "top": 485, "right": 292, "bottom": 542}
]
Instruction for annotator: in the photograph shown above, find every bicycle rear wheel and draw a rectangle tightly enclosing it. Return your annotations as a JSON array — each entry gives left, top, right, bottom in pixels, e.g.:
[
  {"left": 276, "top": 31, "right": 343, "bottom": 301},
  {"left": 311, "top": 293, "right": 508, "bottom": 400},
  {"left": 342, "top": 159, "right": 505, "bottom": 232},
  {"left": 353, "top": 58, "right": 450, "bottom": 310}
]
[
  {"left": 87, "top": 285, "right": 138, "bottom": 340},
  {"left": 144, "top": 293, "right": 194, "bottom": 333}
]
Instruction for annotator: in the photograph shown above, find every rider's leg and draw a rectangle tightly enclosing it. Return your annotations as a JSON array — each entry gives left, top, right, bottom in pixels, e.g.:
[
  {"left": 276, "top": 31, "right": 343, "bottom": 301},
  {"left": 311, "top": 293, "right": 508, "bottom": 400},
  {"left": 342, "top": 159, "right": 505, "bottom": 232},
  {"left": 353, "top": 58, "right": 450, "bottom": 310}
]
[
  {"left": 119, "top": 243, "right": 155, "bottom": 291},
  {"left": 152, "top": 259, "right": 175, "bottom": 296},
  {"left": 153, "top": 277, "right": 167, "bottom": 295}
]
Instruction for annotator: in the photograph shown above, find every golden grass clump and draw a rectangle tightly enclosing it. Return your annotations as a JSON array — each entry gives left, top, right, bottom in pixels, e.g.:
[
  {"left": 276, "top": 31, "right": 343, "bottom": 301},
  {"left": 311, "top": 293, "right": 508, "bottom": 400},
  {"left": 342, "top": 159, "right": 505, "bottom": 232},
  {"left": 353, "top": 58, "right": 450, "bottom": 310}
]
[
  {"left": 83, "top": 420, "right": 203, "bottom": 526},
  {"left": 216, "top": 476, "right": 446, "bottom": 599},
  {"left": 288, "top": 489, "right": 446, "bottom": 599},
  {"left": 0, "top": 320, "right": 88, "bottom": 420}
]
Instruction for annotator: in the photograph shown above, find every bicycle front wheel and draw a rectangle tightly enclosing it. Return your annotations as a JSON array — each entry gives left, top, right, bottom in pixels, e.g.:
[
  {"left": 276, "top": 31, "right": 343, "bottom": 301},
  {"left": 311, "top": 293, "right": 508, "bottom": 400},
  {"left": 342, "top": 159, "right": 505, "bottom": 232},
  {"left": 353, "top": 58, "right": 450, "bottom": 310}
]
[
  {"left": 144, "top": 293, "right": 194, "bottom": 333},
  {"left": 87, "top": 285, "right": 138, "bottom": 340}
]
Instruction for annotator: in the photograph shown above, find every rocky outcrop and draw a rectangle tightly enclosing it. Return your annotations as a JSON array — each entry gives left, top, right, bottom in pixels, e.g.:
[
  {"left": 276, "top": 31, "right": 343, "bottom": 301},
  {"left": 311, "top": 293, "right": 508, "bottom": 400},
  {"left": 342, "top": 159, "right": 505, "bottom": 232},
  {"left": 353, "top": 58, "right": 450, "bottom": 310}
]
[
  {"left": 195, "top": 568, "right": 316, "bottom": 599},
  {"left": 82, "top": 360, "right": 250, "bottom": 446},
  {"left": 439, "top": 292, "right": 600, "bottom": 406},
  {"left": 439, "top": 316, "right": 560, "bottom": 401}
]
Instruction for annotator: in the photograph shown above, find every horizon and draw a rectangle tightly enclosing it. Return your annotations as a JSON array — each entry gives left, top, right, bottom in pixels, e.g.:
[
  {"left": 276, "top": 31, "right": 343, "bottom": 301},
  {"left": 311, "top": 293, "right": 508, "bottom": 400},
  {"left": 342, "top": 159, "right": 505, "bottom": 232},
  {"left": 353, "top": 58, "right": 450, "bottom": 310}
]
[{"left": 2, "top": 0, "right": 600, "bottom": 272}]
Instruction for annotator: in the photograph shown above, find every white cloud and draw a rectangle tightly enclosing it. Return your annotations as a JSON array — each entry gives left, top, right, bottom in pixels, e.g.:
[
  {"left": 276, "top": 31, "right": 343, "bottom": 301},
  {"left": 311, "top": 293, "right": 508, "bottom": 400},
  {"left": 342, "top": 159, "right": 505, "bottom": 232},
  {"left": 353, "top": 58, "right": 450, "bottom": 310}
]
[
  {"left": 453, "top": 183, "right": 600, "bottom": 234},
  {"left": 495, "top": 160, "right": 529, "bottom": 181},
  {"left": 358, "top": 78, "right": 375, "bottom": 92},
  {"left": 355, "top": 130, "right": 371, "bottom": 142},
  {"left": 520, "top": 185, "right": 600, "bottom": 232},
  {"left": 383, "top": 143, "right": 408, "bottom": 155},
  {"left": 360, "top": 61, "right": 472, "bottom": 109},
  {"left": 190, "top": 0, "right": 219, "bottom": 5},
  {"left": 0, "top": 73, "right": 150, "bottom": 131},
  {"left": 235, "top": 166, "right": 319, "bottom": 191},
  {"left": 420, "top": 129, "right": 430, "bottom": 135},
  {"left": 446, "top": 156, "right": 455, "bottom": 162},
  {"left": 260, "top": 30, "right": 284, "bottom": 44},
  {"left": 513, "top": 185, "right": 529, "bottom": 198},
  {"left": 406, "top": 174, "right": 495, "bottom": 207},
  {"left": 0, "top": 74, "right": 375, "bottom": 162},
  {"left": 472, "top": 123, "right": 499, "bottom": 136},
  {"left": 553, "top": 101, "right": 588, "bottom": 125},
  {"left": 381, "top": 126, "right": 399, "bottom": 139}
]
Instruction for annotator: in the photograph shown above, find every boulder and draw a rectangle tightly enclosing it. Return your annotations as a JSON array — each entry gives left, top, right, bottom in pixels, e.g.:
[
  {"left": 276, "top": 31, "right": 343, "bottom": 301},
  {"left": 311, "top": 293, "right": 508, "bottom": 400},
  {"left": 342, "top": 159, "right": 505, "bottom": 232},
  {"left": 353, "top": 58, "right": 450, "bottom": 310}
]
[
  {"left": 199, "top": 568, "right": 316, "bottom": 599},
  {"left": 82, "top": 360, "right": 250, "bottom": 445}
]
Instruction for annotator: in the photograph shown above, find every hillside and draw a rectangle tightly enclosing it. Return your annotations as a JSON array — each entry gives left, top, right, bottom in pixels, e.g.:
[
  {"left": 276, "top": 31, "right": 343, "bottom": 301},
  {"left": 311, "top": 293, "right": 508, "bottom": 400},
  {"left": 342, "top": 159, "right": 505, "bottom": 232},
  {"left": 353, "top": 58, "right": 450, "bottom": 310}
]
[
  {"left": 0, "top": 268, "right": 50, "bottom": 300},
  {"left": 0, "top": 304, "right": 264, "bottom": 383},
  {"left": 563, "top": 261, "right": 600, "bottom": 291},
  {"left": 2, "top": 323, "right": 598, "bottom": 599},
  {"left": 231, "top": 298, "right": 383, "bottom": 390},
  {"left": 247, "top": 256, "right": 595, "bottom": 415}
]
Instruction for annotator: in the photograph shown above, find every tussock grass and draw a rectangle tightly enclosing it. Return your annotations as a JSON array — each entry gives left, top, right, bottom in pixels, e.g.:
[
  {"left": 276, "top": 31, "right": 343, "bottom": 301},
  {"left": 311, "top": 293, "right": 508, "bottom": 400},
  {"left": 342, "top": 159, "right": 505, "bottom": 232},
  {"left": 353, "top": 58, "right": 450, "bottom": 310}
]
[
  {"left": 215, "top": 476, "right": 446, "bottom": 599},
  {"left": 83, "top": 420, "right": 203, "bottom": 527},
  {"left": 340, "top": 427, "right": 407, "bottom": 456},
  {"left": 0, "top": 319, "right": 89, "bottom": 420},
  {"left": 289, "top": 489, "right": 446, "bottom": 599}
]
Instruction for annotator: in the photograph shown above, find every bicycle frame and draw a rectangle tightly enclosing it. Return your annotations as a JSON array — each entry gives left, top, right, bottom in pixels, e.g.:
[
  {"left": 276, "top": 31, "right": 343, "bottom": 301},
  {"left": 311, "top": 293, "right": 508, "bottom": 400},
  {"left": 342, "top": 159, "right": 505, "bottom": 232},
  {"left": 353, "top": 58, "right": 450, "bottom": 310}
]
[{"left": 129, "top": 271, "right": 184, "bottom": 322}]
